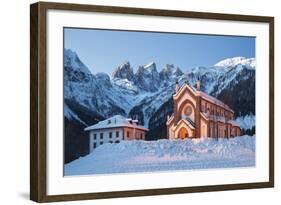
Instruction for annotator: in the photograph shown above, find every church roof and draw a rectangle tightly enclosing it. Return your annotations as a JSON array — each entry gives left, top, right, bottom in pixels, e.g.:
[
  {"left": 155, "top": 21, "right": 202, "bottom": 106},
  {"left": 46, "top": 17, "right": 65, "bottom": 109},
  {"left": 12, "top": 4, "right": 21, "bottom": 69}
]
[
  {"left": 228, "top": 120, "right": 240, "bottom": 127},
  {"left": 175, "top": 83, "right": 234, "bottom": 113},
  {"left": 173, "top": 83, "right": 196, "bottom": 98},
  {"left": 85, "top": 115, "right": 148, "bottom": 131},
  {"left": 200, "top": 92, "right": 233, "bottom": 112}
]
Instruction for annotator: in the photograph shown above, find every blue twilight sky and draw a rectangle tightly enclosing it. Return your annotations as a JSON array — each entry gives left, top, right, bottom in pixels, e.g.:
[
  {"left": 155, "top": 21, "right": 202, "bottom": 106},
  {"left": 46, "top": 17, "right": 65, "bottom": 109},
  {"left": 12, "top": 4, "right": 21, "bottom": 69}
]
[{"left": 64, "top": 28, "right": 255, "bottom": 75}]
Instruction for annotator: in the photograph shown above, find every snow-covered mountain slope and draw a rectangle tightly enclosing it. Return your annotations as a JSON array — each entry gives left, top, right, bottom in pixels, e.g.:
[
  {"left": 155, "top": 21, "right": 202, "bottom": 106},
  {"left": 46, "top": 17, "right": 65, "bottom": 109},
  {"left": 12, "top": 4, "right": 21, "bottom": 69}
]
[
  {"left": 64, "top": 135, "right": 255, "bottom": 175},
  {"left": 112, "top": 61, "right": 136, "bottom": 82},
  {"left": 159, "top": 64, "right": 183, "bottom": 82},
  {"left": 215, "top": 56, "right": 256, "bottom": 69},
  {"left": 64, "top": 51, "right": 147, "bottom": 119},
  {"left": 64, "top": 49, "right": 91, "bottom": 74},
  {"left": 187, "top": 66, "right": 226, "bottom": 93},
  {"left": 64, "top": 103, "right": 87, "bottom": 126},
  {"left": 135, "top": 62, "right": 160, "bottom": 92},
  {"left": 210, "top": 64, "right": 254, "bottom": 96},
  {"left": 128, "top": 75, "right": 187, "bottom": 127}
]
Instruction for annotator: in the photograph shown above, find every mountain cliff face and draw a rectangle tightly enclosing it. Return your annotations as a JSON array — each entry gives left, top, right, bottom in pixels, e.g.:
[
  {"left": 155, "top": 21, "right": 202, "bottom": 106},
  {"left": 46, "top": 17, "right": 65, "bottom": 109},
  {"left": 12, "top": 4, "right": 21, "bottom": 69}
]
[
  {"left": 135, "top": 62, "right": 160, "bottom": 92},
  {"left": 112, "top": 61, "right": 136, "bottom": 82},
  {"left": 159, "top": 64, "right": 184, "bottom": 82},
  {"left": 64, "top": 48, "right": 255, "bottom": 161}
]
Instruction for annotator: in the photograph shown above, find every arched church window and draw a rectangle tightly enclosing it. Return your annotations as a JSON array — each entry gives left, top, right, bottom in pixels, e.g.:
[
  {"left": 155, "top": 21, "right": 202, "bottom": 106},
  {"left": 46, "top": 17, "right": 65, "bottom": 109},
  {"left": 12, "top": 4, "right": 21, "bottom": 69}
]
[{"left": 184, "top": 105, "right": 193, "bottom": 117}]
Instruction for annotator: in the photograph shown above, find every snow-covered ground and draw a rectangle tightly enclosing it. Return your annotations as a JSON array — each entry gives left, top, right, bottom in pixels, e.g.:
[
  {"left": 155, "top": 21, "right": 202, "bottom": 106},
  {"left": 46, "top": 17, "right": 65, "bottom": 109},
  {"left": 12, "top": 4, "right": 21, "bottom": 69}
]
[{"left": 64, "top": 135, "right": 255, "bottom": 176}]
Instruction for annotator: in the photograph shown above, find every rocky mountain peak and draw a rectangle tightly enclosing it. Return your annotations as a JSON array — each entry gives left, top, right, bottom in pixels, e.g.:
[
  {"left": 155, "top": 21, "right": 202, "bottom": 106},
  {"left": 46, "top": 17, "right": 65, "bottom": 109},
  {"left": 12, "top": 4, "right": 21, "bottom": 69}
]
[
  {"left": 137, "top": 62, "right": 159, "bottom": 77},
  {"left": 64, "top": 48, "right": 91, "bottom": 74},
  {"left": 143, "top": 61, "right": 157, "bottom": 72},
  {"left": 135, "top": 62, "right": 160, "bottom": 92},
  {"left": 95, "top": 72, "right": 110, "bottom": 82},
  {"left": 112, "top": 61, "right": 135, "bottom": 82},
  {"left": 160, "top": 64, "right": 183, "bottom": 81}
]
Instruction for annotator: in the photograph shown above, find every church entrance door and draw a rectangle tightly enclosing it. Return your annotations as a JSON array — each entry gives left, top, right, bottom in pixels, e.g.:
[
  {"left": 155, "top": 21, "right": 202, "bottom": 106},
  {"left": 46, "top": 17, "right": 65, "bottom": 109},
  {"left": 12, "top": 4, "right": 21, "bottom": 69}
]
[{"left": 178, "top": 127, "right": 189, "bottom": 139}]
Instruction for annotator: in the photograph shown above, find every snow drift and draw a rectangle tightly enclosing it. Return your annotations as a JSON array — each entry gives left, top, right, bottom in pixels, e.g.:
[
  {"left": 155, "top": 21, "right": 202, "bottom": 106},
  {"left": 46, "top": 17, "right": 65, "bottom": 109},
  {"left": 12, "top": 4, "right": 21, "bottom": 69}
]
[{"left": 64, "top": 135, "right": 255, "bottom": 176}]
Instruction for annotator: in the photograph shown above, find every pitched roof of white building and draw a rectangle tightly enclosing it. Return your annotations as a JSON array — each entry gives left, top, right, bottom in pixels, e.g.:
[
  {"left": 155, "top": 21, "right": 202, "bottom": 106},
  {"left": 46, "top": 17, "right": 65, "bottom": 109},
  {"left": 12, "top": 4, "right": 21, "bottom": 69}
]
[{"left": 84, "top": 115, "right": 148, "bottom": 131}]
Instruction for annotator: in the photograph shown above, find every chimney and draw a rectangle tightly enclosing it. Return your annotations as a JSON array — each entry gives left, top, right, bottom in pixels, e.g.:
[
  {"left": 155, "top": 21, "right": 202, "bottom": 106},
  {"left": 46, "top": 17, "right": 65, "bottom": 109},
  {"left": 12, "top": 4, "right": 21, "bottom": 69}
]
[
  {"left": 196, "top": 76, "right": 201, "bottom": 91},
  {"left": 175, "top": 81, "right": 179, "bottom": 93}
]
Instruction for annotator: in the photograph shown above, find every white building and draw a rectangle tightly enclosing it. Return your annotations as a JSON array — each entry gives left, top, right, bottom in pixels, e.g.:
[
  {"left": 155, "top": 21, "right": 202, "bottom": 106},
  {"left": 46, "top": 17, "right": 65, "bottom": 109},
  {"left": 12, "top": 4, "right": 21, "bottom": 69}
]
[{"left": 84, "top": 115, "right": 148, "bottom": 153}]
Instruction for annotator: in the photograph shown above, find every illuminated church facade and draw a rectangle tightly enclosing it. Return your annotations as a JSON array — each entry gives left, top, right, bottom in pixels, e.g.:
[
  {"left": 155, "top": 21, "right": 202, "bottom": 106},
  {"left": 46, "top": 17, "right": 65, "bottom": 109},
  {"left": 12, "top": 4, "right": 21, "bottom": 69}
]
[{"left": 166, "top": 79, "right": 241, "bottom": 139}]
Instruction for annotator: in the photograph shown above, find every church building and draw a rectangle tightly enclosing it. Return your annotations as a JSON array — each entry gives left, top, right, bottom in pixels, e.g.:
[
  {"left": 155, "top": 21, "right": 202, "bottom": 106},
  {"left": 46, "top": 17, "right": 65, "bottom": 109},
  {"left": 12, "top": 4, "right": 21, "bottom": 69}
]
[{"left": 166, "top": 79, "right": 241, "bottom": 139}]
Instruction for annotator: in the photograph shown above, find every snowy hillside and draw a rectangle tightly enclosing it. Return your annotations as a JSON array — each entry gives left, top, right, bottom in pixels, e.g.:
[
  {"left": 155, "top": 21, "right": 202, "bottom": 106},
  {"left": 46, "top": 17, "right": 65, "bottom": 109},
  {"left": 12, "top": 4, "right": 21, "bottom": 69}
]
[
  {"left": 135, "top": 62, "right": 160, "bottom": 92},
  {"left": 215, "top": 56, "right": 256, "bottom": 69},
  {"left": 64, "top": 53, "right": 145, "bottom": 119},
  {"left": 64, "top": 135, "right": 255, "bottom": 175},
  {"left": 64, "top": 49, "right": 91, "bottom": 74}
]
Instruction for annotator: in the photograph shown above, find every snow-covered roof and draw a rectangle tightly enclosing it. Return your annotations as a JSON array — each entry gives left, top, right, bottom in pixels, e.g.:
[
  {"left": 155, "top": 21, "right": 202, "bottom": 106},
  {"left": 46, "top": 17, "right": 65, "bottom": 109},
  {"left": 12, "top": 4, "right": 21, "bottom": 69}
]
[
  {"left": 201, "top": 113, "right": 241, "bottom": 128},
  {"left": 174, "top": 83, "right": 234, "bottom": 113},
  {"left": 84, "top": 115, "right": 148, "bottom": 131},
  {"left": 173, "top": 83, "right": 196, "bottom": 99},
  {"left": 200, "top": 92, "right": 234, "bottom": 113},
  {"left": 201, "top": 113, "right": 227, "bottom": 123},
  {"left": 228, "top": 120, "right": 240, "bottom": 127}
]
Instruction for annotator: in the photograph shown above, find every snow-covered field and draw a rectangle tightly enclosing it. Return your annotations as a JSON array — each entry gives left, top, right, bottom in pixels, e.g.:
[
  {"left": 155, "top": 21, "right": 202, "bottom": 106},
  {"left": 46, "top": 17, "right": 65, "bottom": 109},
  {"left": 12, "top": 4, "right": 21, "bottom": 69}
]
[{"left": 64, "top": 135, "right": 255, "bottom": 176}]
